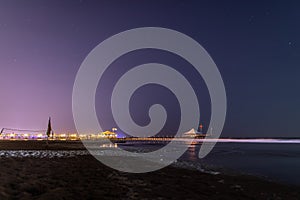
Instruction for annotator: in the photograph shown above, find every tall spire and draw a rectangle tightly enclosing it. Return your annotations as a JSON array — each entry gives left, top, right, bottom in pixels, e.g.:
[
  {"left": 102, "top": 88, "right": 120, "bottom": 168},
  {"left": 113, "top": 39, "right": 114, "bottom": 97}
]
[{"left": 46, "top": 117, "right": 52, "bottom": 137}]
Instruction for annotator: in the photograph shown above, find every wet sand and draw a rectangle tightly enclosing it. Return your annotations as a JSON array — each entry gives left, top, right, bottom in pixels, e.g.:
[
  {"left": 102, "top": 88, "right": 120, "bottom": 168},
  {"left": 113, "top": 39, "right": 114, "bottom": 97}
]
[{"left": 0, "top": 141, "right": 299, "bottom": 199}]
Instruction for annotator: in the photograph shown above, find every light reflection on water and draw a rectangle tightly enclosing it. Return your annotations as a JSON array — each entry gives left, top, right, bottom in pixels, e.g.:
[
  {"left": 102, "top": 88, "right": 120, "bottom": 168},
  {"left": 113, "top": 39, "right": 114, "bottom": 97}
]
[
  {"left": 0, "top": 143, "right": 118, "bottom": 158},
  {"left": 0, "top": 150, "right": 90, "bottom": 158}
]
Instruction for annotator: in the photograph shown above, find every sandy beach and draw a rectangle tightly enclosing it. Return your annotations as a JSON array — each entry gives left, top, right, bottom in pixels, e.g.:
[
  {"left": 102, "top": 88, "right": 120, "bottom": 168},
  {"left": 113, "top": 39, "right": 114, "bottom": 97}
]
[{"left": 0, "top": 141, "right": 298, "bottom": 199}]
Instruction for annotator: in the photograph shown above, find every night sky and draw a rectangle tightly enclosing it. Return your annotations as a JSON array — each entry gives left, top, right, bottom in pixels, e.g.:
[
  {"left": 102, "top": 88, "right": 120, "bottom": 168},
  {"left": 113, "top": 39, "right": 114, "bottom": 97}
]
[{"left": 0, "top": 1, "right": 299, "bottom": 137}]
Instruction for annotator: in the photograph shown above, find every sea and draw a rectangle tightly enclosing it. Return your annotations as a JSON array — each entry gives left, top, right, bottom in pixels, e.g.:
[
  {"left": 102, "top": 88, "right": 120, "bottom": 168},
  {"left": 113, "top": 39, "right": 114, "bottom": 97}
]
[
  {"left": 185, "top": 141, "right": 300, "bottom": 186},
  {"left": 117, "top": 139, "right": 300, "bottom": 185}
]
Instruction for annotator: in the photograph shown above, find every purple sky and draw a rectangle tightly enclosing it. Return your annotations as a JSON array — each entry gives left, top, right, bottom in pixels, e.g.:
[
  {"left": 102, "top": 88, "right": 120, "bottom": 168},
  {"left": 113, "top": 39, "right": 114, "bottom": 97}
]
[{"left": 0, "top": 1, "right": 299, "bottom": 137}]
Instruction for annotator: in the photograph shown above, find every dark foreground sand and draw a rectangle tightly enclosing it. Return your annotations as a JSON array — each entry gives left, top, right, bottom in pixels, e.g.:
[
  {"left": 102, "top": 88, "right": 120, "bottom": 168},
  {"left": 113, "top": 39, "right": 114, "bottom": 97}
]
[{"left": 0, "top": 141, "right": 299, "bottom": 200}]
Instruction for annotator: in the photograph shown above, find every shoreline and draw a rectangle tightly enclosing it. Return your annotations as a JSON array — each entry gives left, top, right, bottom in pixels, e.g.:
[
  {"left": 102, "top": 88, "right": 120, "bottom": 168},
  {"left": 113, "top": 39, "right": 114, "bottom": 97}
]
[
  {"left": 0, "top": 155, "right": 298, "bottom": 199},
  {"left": 0, "top": 141, "right": 298, "bottom": 199}
]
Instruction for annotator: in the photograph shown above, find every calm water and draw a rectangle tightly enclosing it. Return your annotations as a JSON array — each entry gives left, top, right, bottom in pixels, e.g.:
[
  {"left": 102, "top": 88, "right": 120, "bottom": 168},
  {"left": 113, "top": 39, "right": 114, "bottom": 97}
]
[
  {"left": 194, "top": 142, "right": 300, "bottom": 185},
  {"left": 118, "top": 140, "right": 300, "bottom": 185}
]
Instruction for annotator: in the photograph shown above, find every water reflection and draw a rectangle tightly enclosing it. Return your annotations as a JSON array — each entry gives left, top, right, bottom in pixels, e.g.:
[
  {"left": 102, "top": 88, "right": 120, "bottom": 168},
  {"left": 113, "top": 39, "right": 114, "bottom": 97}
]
[{"left": 100, "top": 143, "right": 118, "bottom": 148}]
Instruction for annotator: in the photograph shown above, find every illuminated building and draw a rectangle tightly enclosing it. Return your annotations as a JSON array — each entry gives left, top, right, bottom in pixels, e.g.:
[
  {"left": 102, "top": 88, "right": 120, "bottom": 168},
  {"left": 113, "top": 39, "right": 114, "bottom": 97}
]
[
  {"left": 0, "top": 129, "right": 47, "bottom": 140},
  {"left": 100, "top": 130, "right": 117, "bottom": 138},
  {"left": 183, "top": 128, "right": 205, "bottom": 138}
]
